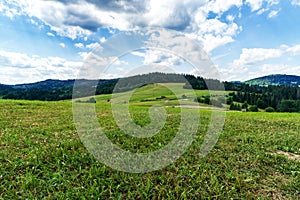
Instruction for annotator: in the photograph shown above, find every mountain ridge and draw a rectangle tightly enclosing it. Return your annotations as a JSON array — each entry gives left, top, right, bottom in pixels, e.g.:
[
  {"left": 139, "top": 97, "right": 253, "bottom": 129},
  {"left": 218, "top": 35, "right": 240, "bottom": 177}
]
[
  {"left": 244, "top": 74, "right": 300, "bottom": 87},
  {"left": 2, "top": 74, "right": 300, "bottom": 89}
]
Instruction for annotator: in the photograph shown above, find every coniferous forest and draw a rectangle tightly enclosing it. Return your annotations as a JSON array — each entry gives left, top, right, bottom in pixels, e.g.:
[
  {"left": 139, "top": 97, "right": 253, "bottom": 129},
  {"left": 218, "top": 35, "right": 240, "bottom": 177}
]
[{"left": 1, "top": 73, "right": 299, "bottom": 112}]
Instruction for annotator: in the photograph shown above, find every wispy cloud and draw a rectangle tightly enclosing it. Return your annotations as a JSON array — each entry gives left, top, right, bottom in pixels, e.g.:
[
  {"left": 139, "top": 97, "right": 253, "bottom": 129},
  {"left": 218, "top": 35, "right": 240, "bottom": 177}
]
[
  {"left": 47, "top": 32, "right": 55, "bottom": 37},
  {"left": 268, "top": 10, "right": 280, "bottom": 18},
  {"left": 285, "top": 44, "right": 300, "bottom": 55},
  {"left": 291, "top": 0, "right": 300, "bottom": 6}
]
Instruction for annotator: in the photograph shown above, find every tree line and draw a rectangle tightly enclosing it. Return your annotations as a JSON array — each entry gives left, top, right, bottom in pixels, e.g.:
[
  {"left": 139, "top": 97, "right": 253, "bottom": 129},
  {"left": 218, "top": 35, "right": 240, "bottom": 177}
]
[
  {"left": 1, "top": 72, "right": 300, "bottom": 112},
  {"left": 226, "top": 84, "right": 300, "bottom": 112}
]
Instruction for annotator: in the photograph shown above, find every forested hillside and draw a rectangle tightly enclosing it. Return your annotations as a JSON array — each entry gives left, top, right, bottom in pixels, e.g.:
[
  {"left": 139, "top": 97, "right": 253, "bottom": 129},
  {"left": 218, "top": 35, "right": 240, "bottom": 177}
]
[
  {"left": 1, "top": 73, "right": 300, "bottom": 112},
  {"left": 245, "top": 74, "right": 300, "bottom": 86}
]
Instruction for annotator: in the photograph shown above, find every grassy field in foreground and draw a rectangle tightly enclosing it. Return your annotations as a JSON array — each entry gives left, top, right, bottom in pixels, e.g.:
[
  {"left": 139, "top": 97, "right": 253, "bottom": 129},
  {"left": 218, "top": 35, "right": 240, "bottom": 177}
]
[{"left": 0, "top": 85, "right": 299, "bottom": 199}]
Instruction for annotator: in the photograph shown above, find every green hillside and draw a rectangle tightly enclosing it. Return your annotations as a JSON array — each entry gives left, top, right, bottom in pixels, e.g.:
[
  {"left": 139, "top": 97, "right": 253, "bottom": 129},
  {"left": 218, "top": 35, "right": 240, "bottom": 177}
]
[
  {"left": 79, "top": 83, "right": 227, "bottom": 109},
  {"left": 245, "top": 74, "right": 300, "bottom": 86},
  {"left": 1, "top": 96, "right": 299, "bottom": 199}
]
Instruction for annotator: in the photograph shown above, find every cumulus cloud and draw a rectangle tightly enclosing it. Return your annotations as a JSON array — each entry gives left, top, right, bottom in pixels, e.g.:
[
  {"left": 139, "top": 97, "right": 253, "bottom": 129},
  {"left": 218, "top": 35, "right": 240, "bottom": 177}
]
[
  {"left": 78, "top": 51, "right": 126, "bottom": 79},
  {"left": 0, "top": 50, "right": 81, "bottom": 84},
  {"left": 245, "top": 0, "right": 264, "bottom": 11},
  {"left": 233, "top": 44, "right": 300, "bottom": 66},
  {"left": 75, "top": 42, "right": 102, "bottom": 53},
  {"left": 75, "top": 43, "right": 84, "bottom": 48},
  {"left": 0, "top": 0, "right": 22, "bottom": 19},
  {"left": 233, "top": 48, "right": 282, "bottom": 66},
  {"left": 78, "top": 52, "right": 89, "bottom": 59},
  {"left": 2, "top": 0, "right": 291, "bottom": 83},
  {"left": 219, "top": 44, "right": 300, "bottom": 81},
  {"left": 142, "top": 49, "right": 184, "bottom": 66},
  {"left": 187, "top": 18, "right": 242, "bottom": 52},
  {"left": 246, "top": 0, "right": 279, "bottom": 13},
  {"left": 86, "top": 42, "right": 102, "bottom": 50},
  {"left": 2, "top": 0, "right": 247, "bottom": 52}
]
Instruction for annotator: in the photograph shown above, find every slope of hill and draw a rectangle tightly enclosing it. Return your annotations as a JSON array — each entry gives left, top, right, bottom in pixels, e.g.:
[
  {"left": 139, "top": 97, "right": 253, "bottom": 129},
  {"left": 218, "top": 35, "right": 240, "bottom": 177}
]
[
  {"left": 0, "top": 79, "right": 118, "bottom": 101},
  {"left": 0, "top": 73, "right": 224, "bottom": 101},
  {"left": 245, "top": 74, "right": 300, "bottom": 86},
  {"left": 11, "top": 79, "right": 112, "bottom": 90}
]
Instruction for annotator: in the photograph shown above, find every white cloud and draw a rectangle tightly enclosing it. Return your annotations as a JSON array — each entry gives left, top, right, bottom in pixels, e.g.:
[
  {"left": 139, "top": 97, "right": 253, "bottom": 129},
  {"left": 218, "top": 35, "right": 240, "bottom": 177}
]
[
  {"left": 12, "top": 0, "right": 133, "bottom": 39},
  {"left": 2, "top": 0, "right": 287, "bottom": 71},
  {"left": 187, "top": 18, "right": 242, "bottom": 52},
  {"left": 142, "top": 49, "right": 184, "bottom": 66},
  {"left": 78, "top": 52, "right": 89, "bottom": 59},
  {"left": 75, "top": 42, "right": 102, "bottom": 50},
  {"left": 0, "top": 50, "right": 81, "bottom": 84},
  {"left": 131, "top": 51, "right": 145, "bottom": 57},
  {"left": 59, "top": 43, "right": 66, "bottom": 48},
  {"left": 246, "top": 0, "right": 279, "bottom": 13},
  {"left": 246, "top": 0, "right": 264, "bottom": 11},
  {"left": 201, "top": 34, "right": 235, "bottom": 53},
  {"left": 75, "top": 43, "right": 84, "bottom": 48},
  {"left": 0, "top": 0, "right": 22, "bottom": 19},
  {"left": 291, "top": 0, "right": 300, "bottom": 6},
  {"left": 113, "top": 59, "right": 129, "bottom": 66},
  {"left": 226, "top": 15, "right": 235, "bottom": 22},
  {"left": 143, "top": 0, "right": 192, "bottom": 29},
  {"left": 286, "top": 44, "right": 300, "bottom": 55},
  {"left": 78, "top": 52, "right": 122, "bottom": 79},
  {"left": 47, "top": 32, "right": 55, "bottom": 37},
  {"left": 100, "top": 37, "right": 106, "bottom": 43},
  {"left": 218, "top": 63, "right": 300, "bottom": 82},
  {"left": 3, "top": 0, "right": 243, "bottom": 51},
  {"left": 130, "top": 49, "right": 184, "bottom": 69},
  {"left": 206, "top": 0, "right": 243, "bottom": 14},
  {"left": 268, "top": 10, "right": 279, "bottom": 18},
  {"left": 86, "top": 42, "right": 102, "bottom": 50},
  {"left": 116, "top": 67, "right": 127, "bottom": 73},
  {"left": 0, "top": 50, "right": 34, "bottom": 68},
  {"left": 233, "top": 48, "right": 282, "bottom": 66},
  {"left": 218, "top": 44, "right": 300, "bottom": 81}
]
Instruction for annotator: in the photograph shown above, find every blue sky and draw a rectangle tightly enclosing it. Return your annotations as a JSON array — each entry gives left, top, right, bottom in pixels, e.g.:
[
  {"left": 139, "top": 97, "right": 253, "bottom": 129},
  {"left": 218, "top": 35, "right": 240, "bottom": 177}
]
[{"left": 1, "top": 0, "right": 300, "bottom": 84}]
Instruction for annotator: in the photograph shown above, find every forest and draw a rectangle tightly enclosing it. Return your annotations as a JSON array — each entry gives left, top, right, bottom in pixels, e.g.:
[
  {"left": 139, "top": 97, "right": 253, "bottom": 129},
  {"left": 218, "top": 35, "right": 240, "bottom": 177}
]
[{"left": 1, "top": 73, "right": 300, "bottom": 112}]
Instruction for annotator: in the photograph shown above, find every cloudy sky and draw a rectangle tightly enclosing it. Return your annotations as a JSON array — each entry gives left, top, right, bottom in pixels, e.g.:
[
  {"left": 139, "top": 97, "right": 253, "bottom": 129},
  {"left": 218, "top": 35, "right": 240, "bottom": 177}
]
[{"left": 1, "top": 0, "right": 300, "bottom": 84}]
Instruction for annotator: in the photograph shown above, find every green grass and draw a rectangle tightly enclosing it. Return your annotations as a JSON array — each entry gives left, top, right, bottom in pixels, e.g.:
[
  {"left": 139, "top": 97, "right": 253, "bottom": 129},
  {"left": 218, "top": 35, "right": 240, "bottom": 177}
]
[
  {"left": 93, "top": 83, "right": 226, "bottom": 107},
  {"left": 0, "top": 84, "right": 299, "bottom": 199}
]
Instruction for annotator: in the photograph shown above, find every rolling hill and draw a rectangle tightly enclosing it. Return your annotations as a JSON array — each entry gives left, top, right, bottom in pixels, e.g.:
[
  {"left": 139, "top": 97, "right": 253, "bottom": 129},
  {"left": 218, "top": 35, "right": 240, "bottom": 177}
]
[
  {"left": 245, "top": 74, "right": 300, "bottom": 86},
  {"left": 10, "top": 79, "right": 114, "bottom": 90}
]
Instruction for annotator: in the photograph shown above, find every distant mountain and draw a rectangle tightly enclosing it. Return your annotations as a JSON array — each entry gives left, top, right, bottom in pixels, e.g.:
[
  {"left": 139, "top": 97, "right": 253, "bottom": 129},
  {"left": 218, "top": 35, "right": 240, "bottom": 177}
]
[
  {"left": 245, "top": 74, "right": 300, "bottom": 87},
  {"left": 0, "top": 73, "right": 224, "bottom": 101},
  {"left": 0, "top": 84, "right": 13, "bottom": 90},
  {"left": 0, "top": 79, "right": 118, "bottom": 100},
  {"left": 10, "top": 79, "right": 112, "bottom": 90},
  {"left": 1, "top": 73, "right": 300, "bottom": 102}
]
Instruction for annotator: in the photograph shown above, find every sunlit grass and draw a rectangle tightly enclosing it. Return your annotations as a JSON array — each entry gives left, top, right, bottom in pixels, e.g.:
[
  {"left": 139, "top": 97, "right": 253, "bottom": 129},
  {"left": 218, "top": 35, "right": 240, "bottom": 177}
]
[{"left": 0, "top": 87, "right": 299, "bottom": 199}]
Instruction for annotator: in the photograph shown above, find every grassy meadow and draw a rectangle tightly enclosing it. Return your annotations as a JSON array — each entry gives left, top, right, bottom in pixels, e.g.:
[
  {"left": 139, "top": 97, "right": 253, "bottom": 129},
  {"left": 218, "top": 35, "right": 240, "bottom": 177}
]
[{"left": 0, "top": 83, "right": 299, "bottom": 199}]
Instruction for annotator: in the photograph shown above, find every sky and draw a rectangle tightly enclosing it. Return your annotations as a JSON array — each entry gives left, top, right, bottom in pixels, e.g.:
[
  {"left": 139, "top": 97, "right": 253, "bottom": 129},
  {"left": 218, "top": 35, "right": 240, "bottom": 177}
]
[{"left": 1, "top": 0, "right": 300, "bottom": 84}]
